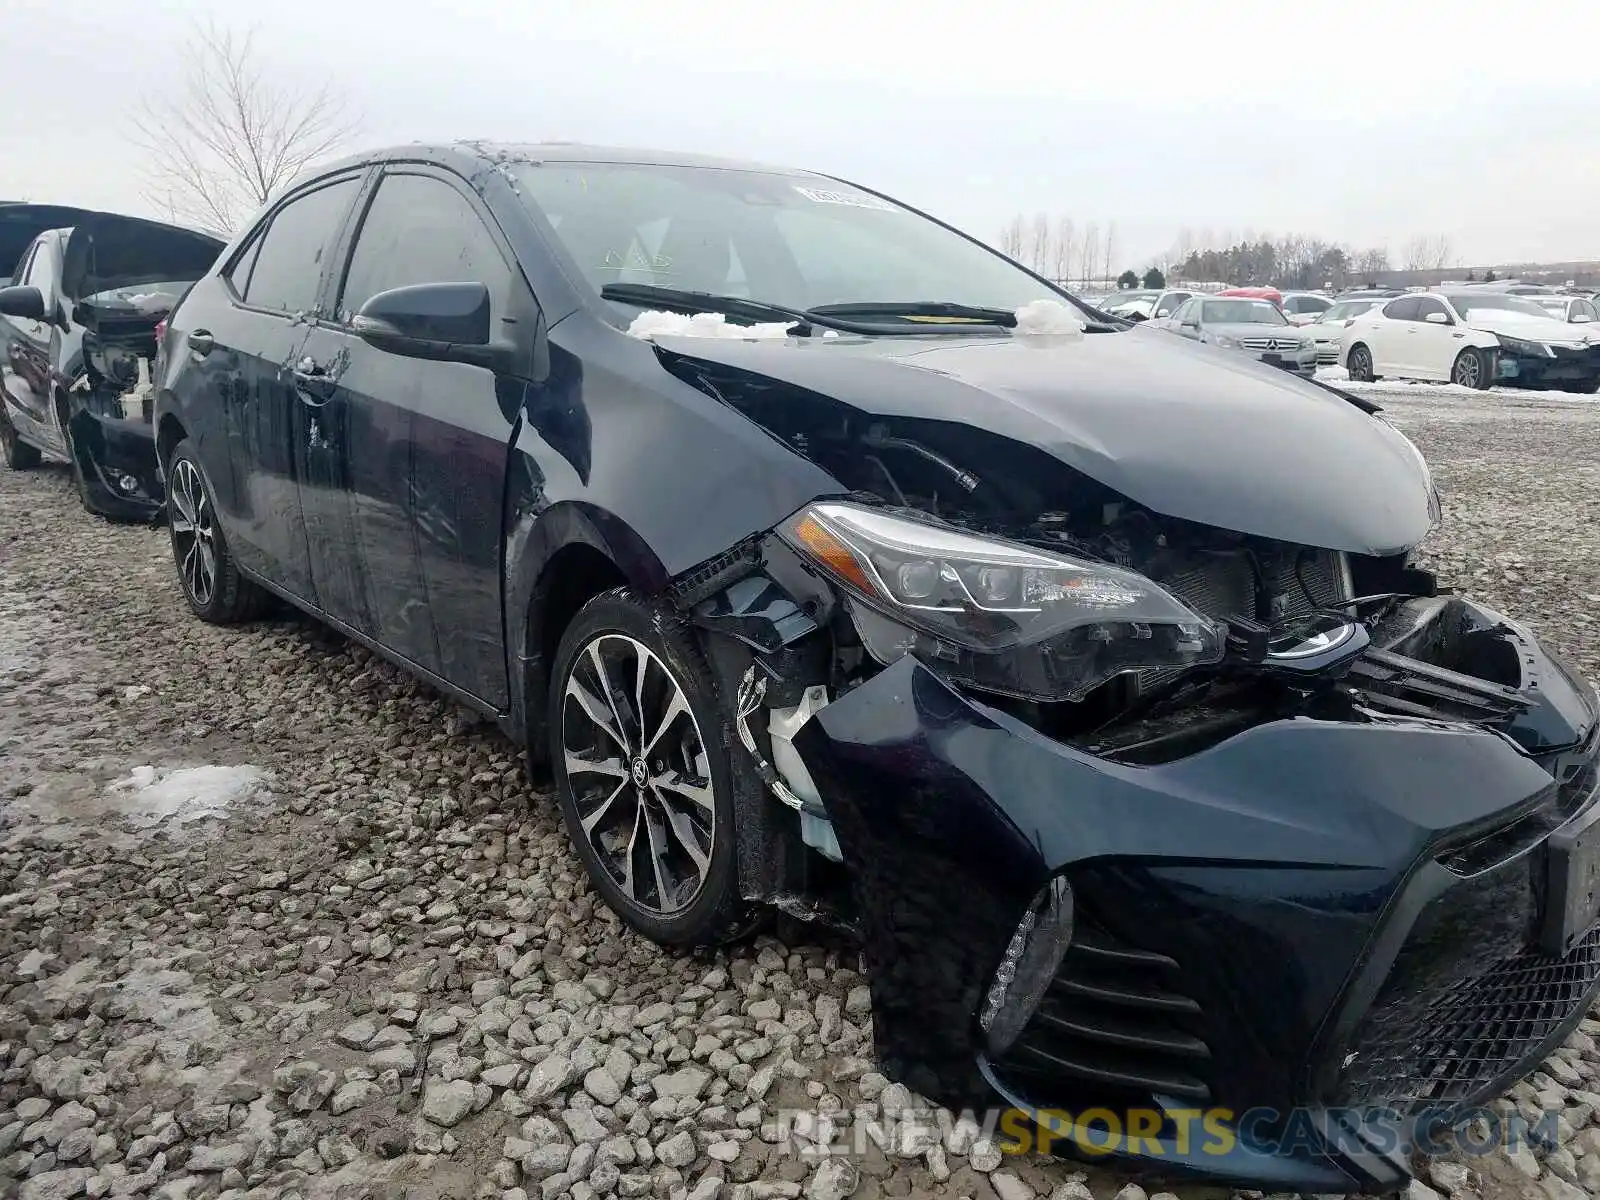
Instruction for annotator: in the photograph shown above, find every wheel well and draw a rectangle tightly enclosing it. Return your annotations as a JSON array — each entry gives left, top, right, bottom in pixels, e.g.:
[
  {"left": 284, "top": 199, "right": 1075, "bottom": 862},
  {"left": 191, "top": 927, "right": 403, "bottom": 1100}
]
[
  {"left": 523, "top": 543, "right": 628, "bottom": 774},
  {"left": 156, "top": 414, "right": 187, "bottom": 471}
]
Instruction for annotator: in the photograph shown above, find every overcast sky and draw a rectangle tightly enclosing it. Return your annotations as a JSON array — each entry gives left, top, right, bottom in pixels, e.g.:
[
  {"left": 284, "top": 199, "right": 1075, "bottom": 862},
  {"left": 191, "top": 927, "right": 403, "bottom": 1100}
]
[{"left": 5, "top": 0, "right": 1596, "bottom": 270}]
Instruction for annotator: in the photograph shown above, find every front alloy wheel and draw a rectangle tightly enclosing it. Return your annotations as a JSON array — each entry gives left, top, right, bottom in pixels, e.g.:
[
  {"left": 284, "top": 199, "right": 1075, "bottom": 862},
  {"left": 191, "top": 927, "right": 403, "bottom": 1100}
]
[
  {"left": 1347, "top": 344, "right": 1375, "bottom": 383},
  {"left": 550, "top": 588, "right": 754, "bottom": 947},
  {"left": 1452, "top": 347, "right": 1492, "bottom": 391}
]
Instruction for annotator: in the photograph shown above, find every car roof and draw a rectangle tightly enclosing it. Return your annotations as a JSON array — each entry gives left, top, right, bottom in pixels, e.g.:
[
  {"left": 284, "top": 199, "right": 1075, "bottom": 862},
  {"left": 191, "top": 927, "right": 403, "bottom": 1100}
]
[{"left": 305, "top": 140, "right": 822, "bottom": 185}]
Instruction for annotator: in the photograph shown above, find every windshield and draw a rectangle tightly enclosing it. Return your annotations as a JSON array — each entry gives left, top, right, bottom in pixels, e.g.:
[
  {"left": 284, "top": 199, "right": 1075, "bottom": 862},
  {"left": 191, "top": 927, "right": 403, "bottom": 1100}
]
[
  {"left": 1444, "top": 293, "right": 1552, "bottom": 320},
  {"left": 1202, "top": 299, "right": 1288, "bottom": 325},
  {"left": 513, "top": 161, "right": 1071, "bottom": 317},
  {"left": 1324, "top": 300, "right": 1376, "bottom": 321}
]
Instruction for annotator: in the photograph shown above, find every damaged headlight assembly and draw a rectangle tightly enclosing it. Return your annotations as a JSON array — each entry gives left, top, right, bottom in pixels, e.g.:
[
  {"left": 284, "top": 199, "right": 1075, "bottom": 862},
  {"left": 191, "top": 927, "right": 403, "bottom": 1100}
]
[{"left": 778, "top": 501, "right": 1224, "bottom": 702}]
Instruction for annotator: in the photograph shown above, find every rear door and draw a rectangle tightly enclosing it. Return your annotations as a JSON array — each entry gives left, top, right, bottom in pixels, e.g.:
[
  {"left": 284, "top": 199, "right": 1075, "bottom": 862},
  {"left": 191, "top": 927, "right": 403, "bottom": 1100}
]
[
  {"left": 303, "top": 166, "right": 524, "bottom": 705},
  {"left": 182, "top": 173, "right": 364, "bottom": 604}
]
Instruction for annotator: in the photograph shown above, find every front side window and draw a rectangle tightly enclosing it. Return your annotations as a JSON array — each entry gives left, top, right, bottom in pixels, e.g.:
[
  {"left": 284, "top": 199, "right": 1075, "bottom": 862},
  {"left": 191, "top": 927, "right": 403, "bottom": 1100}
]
[
  {"left": 1414, "top": 297, "right": 1450, "bottom": 323},
  {"left": 1382, "top": 297, "right": 1420, "bottom": 321},
  {"left": 513, "top": 161, "right": 1072, "bottom": 317},
  {"left": 243, "top": 177, "right": 360, "bottom": 314},
  {"left": 12, "top": 241, "right": 40, "bottom": 287},
  {"left": 1155, "top": 292, "right": 1188, "bottom": 317},
  {"left": 22, "top": 238, "right": 58, "bottom": 290},
  {"left": 338, "top": 173, "right": 512, "bottom": 319}
]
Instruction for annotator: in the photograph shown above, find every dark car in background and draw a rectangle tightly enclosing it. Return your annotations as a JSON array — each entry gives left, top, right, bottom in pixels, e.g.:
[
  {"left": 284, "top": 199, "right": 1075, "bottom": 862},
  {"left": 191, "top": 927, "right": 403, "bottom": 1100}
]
[
  {"left": 151, "top": 142, "right": 1599, "bottom": 1190},
  {"left": 0, "top": 203, "right": 222, "bottom": 517}
]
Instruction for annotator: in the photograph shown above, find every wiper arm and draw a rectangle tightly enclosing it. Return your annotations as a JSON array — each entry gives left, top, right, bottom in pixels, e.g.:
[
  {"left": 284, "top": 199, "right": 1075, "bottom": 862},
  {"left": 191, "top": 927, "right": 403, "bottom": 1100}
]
[
  {"left": 807, "top": 300, "right": 1019, "bottom": 326},
  {"left": 600, "top": 283, "right": 818, "bottom": 334}
]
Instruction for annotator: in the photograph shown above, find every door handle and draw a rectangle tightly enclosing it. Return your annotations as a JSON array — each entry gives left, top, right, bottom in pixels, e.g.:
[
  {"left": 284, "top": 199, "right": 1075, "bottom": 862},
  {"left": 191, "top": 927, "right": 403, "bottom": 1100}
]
[
  {"left": 189, "top": 330, "right": 215, "bottom": 356},
  {"left": 291, "top": 356, "right": 336, "bottom": 404}
]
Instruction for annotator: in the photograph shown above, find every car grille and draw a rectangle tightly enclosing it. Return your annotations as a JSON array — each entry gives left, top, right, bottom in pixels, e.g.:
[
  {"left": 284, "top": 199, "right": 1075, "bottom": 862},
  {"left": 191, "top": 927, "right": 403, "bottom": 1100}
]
[
  {"left": 1338, "top": 927, "right": 1600, "bottom": 1115},
  {"left": 1317, "top": 349, "right": 1342, "bottom": 364},
  {"left": 995, "top": 917, "right": 1213, "bottom": 1105},
  {"left": 1335, "top": 823, "right": 1600, "bottom": 1117},
  {"left": 1240, "top": 337, "right": 1305, "bottom": 352}
]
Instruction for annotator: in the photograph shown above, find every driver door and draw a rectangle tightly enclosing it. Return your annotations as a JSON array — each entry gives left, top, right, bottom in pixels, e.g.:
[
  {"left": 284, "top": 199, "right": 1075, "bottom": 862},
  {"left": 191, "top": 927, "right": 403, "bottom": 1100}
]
[
  {"left": 1409, "top": 296, "right": 1463, "bottom": 380},
  {"left": 0, "top": 235, "right": 67, "bottom": 453}
]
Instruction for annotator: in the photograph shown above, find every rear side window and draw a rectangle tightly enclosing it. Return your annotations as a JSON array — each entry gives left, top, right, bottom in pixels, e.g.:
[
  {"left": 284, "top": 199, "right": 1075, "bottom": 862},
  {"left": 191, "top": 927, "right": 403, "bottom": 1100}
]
[
  {"left": 242, "top": 178, "right": 359, "bottom": 314},
  {"left": 337, "top": 173, "right": 511, "bottom": 320}
]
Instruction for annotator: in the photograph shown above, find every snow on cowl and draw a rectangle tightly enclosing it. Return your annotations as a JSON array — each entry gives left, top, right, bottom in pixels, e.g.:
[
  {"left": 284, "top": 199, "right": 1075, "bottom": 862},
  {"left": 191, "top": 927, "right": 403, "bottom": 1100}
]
[{"left": 1012, "top": 299, "right": 1086, "bottom": 337}]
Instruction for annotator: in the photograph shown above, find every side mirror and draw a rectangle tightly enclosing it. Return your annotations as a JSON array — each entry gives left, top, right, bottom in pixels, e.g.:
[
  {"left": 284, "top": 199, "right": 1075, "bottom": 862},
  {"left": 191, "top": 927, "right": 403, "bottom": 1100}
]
[
  {"left": 351, "top": 282, "right": 516, "bottom": 372},
  {"left": 1424, "top": 311, "right": 1450, "bottom": 325},
  {"left": 0, "top": 285, "right": 47, "bottom": 322}
]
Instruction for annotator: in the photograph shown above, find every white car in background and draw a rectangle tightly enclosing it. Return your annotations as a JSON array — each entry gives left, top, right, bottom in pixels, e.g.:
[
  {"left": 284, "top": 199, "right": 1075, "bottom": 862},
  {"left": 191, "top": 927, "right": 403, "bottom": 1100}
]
[
  {"left": 1341, "top": 291, "right": 1600, "bottom": 392},
  {"left": 1530, "top": 294, "right": 1600, "bottom": 326},
  {"left": 1280, "top": 291, "right": 1334, "bottom": 325},
  {"left": 1307, "top": 297, "right": 1387, "bottom": 364}
]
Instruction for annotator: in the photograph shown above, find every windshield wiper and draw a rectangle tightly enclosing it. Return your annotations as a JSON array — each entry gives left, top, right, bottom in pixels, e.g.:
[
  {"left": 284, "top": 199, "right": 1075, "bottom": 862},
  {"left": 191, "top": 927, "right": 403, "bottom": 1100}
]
[
  {"left": 811, "top": 299, "right": 1126, "bottom": 334},
  {"left": 600, "top": 284, "right": 830, "bottom": 335},
  {"left": 807, "top": 300, "right": 1019, "bottom": 326}
]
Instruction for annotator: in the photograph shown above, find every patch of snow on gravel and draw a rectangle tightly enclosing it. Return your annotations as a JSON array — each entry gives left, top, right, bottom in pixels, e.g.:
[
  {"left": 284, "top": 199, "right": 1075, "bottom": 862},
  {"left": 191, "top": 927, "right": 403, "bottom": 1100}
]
[{"left": 105, "top": 763, "right": 270, "bottom": 828}]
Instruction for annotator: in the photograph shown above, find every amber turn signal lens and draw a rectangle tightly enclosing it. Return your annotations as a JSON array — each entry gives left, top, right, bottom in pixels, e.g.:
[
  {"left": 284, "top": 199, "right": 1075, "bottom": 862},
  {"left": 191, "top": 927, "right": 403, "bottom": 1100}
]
[{"left": 793, "top": 513, "right": 876, "bottom": 596}]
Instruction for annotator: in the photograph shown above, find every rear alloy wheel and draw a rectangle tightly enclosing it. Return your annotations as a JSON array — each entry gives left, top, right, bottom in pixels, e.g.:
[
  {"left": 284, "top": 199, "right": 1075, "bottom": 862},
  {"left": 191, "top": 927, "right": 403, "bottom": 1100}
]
[
  {"left": 166, "top": 440, "right": 267, "bottom": 624},
  {"left": 550, "top": 588, "right": 754, "bottom": 947},
  {"left": 1346, "top": 344, "right": 1375, "bottom": 383},
  {"left": 1452, "top": 347, "right": 1492, "bottom": 391},
  {"left": 0, "top": 403, "right": 41, "bottom": 469}
]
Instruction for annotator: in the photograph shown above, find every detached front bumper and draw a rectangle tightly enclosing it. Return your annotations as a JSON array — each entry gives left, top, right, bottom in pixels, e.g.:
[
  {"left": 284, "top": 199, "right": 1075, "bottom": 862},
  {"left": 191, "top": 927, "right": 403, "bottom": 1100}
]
[
  {"left": 66, "top": 404, "right": 163, "bottom": 520},
  {"left": 793, "top": 601, "right": 1600, "bottom": 1190}
]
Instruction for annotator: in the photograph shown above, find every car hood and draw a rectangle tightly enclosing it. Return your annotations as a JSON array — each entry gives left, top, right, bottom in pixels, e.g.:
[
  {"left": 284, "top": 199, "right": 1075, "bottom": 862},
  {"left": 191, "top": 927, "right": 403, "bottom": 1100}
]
[
  {"left": 657, "top": 326, "right": 1434, "bottom": 556},
  {"left": 1465, "top": 311, "right": 1597, "bottom": 346},
  {"left": 61, "top": 212, "right": 224, "bottom": 303},
  {"left": 0, "top": 202, "right": 97, "bottom": 277}
]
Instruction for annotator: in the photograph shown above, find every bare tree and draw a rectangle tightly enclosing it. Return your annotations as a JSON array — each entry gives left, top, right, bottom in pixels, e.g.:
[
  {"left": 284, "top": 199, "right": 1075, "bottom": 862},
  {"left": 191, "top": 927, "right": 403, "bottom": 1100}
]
[
  {"left": 1102, "top": 222, "right": 1116, "bottom": 288},
  {"left": 132, "top": 21, "right": 360, "bottom": 236},
  {"left": 999, "top": 215, "right": 1027, "bottom": 260},
  {"left": 1030, "top": 212, "right": 1053, "bottom": 274},
  {"left": 1354, "top": 247, "right": 1391, "bottom": 281},
  {"left": 1081, "top": 222, "right": 1100, "bottom": 289},
  {"left": 1053, "top": 217, "right": 1076, "bottom": 285}
]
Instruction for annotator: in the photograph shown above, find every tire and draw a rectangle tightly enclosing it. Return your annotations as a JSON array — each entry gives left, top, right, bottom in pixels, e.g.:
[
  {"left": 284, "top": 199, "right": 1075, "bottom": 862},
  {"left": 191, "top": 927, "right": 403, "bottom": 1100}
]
[
  {"left": 0, "top": 403, "right": 42, "bottom": 469},
  {"left": 166, "top": 438, "right": 267, "bottom": 624},
  {"left": 1346, "top": 343, "right": 1375, "bottom": 383},
  {"left": 1452, "top": 347, "right": 1492, "bottom": 391},
  {"left": 1575, "top": 379, "right": 1600, "bottom": 396},
  {"left": 548, "top": 586, "right": 755, "bottom": 948}
]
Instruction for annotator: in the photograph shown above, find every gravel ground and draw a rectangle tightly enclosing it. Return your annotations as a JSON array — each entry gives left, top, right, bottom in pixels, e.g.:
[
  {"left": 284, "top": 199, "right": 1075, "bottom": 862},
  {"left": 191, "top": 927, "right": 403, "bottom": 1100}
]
[{"left": 3, "top": 384, "right": 1600, "bottom": 1200}]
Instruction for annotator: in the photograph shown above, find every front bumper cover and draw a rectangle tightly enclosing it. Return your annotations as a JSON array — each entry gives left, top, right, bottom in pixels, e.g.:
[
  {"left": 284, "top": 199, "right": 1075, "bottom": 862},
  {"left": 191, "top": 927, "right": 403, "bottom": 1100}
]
[
  {"left": 793, "top": 601, "right": 1599, "bottom": 1189},
  {"left": 67, "top": 405, "right": 163, "bottom": 519}
]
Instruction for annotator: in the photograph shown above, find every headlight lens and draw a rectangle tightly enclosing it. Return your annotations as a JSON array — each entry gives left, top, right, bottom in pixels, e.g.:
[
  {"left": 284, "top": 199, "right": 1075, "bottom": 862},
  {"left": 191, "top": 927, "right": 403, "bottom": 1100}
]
[
  {"left": 1211, "top": 334, "right": 1238, "bottom": 348},
  {"left": 779, "top": 502, "right": 1225, "bottom": 701},
  {"left": 1497, "top": 336, "right": 1553, "bottom": 358}
]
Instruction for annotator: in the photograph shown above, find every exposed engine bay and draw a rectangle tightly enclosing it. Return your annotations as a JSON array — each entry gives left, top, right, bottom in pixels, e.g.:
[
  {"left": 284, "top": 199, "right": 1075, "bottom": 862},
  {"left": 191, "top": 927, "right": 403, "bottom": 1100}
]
[{"left": 670, "top": 355, "right": 1542, "bottom": 773}]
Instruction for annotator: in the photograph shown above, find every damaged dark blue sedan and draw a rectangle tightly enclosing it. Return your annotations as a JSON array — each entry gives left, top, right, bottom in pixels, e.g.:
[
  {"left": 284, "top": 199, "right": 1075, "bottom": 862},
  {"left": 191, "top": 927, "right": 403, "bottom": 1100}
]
[{"left": 152, "top": 143, "right": 1600, "bottom": 1191}]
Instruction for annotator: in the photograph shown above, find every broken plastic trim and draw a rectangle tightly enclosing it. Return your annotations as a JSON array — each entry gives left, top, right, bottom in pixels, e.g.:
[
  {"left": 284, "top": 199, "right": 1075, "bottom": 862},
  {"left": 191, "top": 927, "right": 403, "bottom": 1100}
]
[{"left": 734, "top": 666, "right": 822, "bottom": 817}]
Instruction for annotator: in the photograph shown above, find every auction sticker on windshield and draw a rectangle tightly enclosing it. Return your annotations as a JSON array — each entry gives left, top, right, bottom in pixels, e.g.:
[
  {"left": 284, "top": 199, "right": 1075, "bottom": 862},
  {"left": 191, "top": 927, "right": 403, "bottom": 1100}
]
[{"left": 793, "top": 186, "right": 897, "bottom": 211}]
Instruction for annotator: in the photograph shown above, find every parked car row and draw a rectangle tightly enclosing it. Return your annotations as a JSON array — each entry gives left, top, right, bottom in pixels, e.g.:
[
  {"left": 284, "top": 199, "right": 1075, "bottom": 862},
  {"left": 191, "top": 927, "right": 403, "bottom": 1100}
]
[
  {"left": 4, "top": 146, "right": 1600, "bottom": 1191},
  {"left": 1337, "top": 290, "right": 1600, "bottom": 392}
]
